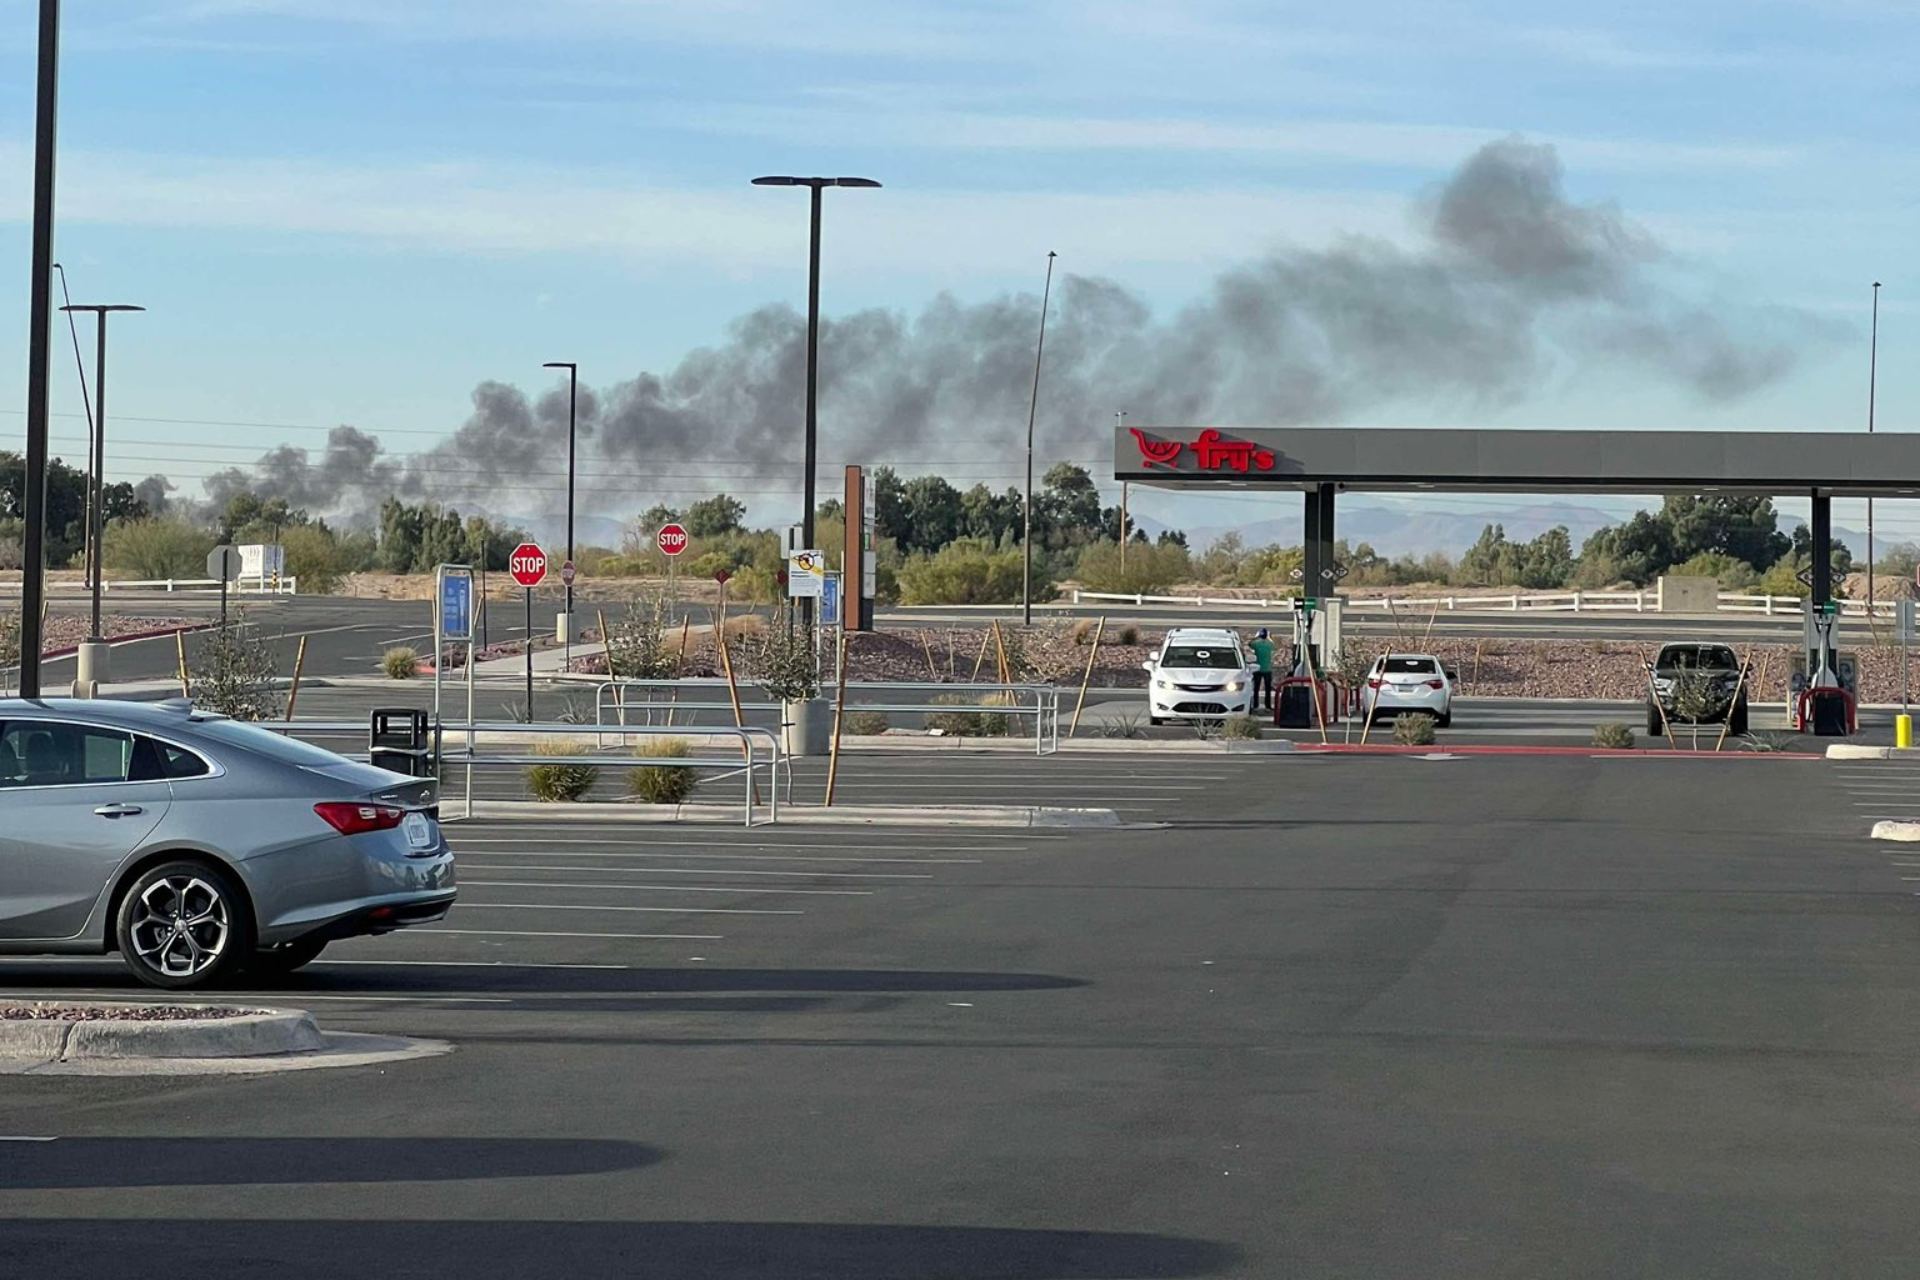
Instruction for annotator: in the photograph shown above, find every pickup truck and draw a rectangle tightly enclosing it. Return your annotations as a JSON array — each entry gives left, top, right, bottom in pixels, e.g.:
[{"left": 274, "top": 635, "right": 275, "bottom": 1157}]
[{"left": 1646, "top": 642, "right": 1748, "bottom": 736}]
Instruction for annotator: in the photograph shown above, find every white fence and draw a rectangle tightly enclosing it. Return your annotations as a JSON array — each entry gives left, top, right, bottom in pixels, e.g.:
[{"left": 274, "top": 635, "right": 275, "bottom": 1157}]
[{"left": 1070, "top": 588, "right": 1896, "bottom": 619}]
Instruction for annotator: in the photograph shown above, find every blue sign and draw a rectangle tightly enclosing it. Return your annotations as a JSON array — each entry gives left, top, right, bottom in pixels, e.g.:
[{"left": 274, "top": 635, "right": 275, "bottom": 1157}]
[
  {"left": 820, "top": 572, "right": 842, "bottom": 627},
  {"left": 438, "top": 566, "right": 474, "bottom": 643}
]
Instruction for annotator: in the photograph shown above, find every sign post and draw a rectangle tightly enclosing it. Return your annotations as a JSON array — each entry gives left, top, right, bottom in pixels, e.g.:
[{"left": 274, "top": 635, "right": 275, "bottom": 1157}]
[
  {"left": 509, "top": 542, "right": 548, "bottom": 718},
  {"left": 657, "top": 521, "right": 688, "bottom": 615},
  {"left": 435, "top": 564, "right": 476, "bottom": 774},
  {"left": 206, "top": 544, "right": 242, "bottom": 629}
]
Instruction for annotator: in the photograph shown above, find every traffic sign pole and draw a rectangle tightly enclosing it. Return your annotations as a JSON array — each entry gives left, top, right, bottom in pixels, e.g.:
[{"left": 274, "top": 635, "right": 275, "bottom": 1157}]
[
  {"left": 506, "top": 542, "right": 549, "bottom": 721},
  {"left": 525, "top": 587, "right": 534, "bottom": 721}
]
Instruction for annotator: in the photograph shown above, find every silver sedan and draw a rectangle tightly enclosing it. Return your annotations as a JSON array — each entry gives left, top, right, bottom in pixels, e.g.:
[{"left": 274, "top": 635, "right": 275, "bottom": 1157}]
[{"left": 0, "top": 698, "right": 455, "bottom": 989}]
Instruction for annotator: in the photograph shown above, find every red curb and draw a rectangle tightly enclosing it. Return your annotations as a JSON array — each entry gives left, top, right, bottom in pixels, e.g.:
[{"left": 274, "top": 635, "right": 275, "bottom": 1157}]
[
  {"left": 40, "top": 622, "right": 215, "bottom": 660},
  {"left": 1294, "top": 742, "right": 1824, "bottom": 760}
]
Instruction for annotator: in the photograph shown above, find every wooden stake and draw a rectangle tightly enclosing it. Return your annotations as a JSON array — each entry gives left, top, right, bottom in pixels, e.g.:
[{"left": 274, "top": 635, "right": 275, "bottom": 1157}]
[
  {"left": 969, "top": 630, "right": 992, "bottom": 682},
  {"left": 824, "top": 630, "right": 852, "bottom": 806},
  {"left": 991, "top": 619, "right": 1013, "bottom": 686},
  {"left": 715, "top": 633, "right": 761, "bottom": 806},
  {"left": 1641, "top": 649, "right": 1677, "bottom": 748},
  {"left": 677, "top": 616, "right": 692, "bottom": 666},
  {"left": 284, "top": 635, "right": 308, "bottom": 722},
  {"left": 1470, "top": 640, "right": 1484, "bottom": 691},
  {"left": 1069, "top": 616, "right": 1107, "bottom": 737},
  {"left": 921, "top": 629, "right": 939, "bottom": 680},
  {"left": 175, "top": 630, "right": 190, "bottom": 698},
  {"left": 1713, "top": 645, "right": 1760, "bottom": 753},
  {"left": 1422, "top": 600, "right": 1441, "bottom": 647}
]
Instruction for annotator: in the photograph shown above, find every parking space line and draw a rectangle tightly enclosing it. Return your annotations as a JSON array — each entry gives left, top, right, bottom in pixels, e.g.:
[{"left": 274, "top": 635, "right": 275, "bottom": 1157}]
[
  {"left": 449, "top": 848, "right": 983, "bottom": 864},
  {"left": 458, "top": 903, "right": 801, "bottom": 916},
  {"left": 326, "top": 954, "right": 652, "bottom": 966},
  {"left": 461, "top": 879, "right": 870, "bottom": 896},
  {"left": 457, "top": 862, "right": 932, "bottom": 879},
  {"left": 450, "top": 837, "right": 1039, "bottom": 851}
]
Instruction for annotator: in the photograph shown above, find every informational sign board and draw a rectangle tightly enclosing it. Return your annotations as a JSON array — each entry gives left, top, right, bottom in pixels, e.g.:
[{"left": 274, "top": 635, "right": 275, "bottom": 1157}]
[
  {"left": 657, "top": 523, "right": 689, "bottom": 557},
  {"left": 861, "top": 475, "right": 877, "bottom": 600},
  {"left": 787, "top": 549, "right": 825, "bottom": 598},
  {"left": 1899, "top": 599, "right": 1917, "bottom": 643},
  {"left": 437, "top": 565, "right": 474, "bottom": 644},
  {"left": 239, "top": 543, "right": 285, "bottom": 585},
  {"left": 559, "top": 559, "right": 578, "bottom": 587},
  {"left": 820, "top": 572, "right": 842, "bottom": 626},
  {"left": 206, "top": 545, "right": 242, "bottom": 582},
  {"left": 508, "top": 542, "right": 548, "bottom": 588}
]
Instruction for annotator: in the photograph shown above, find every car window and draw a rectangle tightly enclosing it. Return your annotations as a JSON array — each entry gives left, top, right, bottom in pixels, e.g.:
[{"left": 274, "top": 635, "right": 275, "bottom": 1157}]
[
  {"left": 0, "top": 720, "right": 135, "bottom": 787},
  {"left": 1161, "top": 645, "right": 1242, "bottom": 669},
  {"left": 187, "top": 716, "right": 350, "bottom": 767},
  {"left": 1382, "top": 657, "right": 1438, "bottom": 675},
  {"left": 1663, "top": 646, "right": 1737, "bottom": 670},
  {"left": 127, "top": 736, "right": 212, "bottom": 783}
]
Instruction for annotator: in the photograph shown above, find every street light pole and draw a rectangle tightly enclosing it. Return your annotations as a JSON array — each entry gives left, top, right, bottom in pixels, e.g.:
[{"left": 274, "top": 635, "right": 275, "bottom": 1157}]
[
  {"left": 1868, "top": 281, "right": 1882, "bottom": 618},
  {"left": 543, "top": 361, "right": 578, "bottom": 647},
  {"left": 60, "top": 303, "right": 143, "bottom": 692},
  {"left": 751, "top": 174, "right": 881, "bottom": 630},
  {"left": 1021, "top": 251, "right": 1058, "bottom": 628},
  {"left": 52, "top": 265, "right": 94, "bottom": 586},
  {"left": 1116, "top": 410, "right": 1130, "bottom": 572},
  {"left": 19, "top": 0, "right": 62, "bottom": 700}
]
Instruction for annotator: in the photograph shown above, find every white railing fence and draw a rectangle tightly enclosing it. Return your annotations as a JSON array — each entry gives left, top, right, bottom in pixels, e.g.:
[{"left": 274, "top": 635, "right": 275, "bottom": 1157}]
[{"left": 1070, "top": 588, "right": 1896, "bottom": 618}]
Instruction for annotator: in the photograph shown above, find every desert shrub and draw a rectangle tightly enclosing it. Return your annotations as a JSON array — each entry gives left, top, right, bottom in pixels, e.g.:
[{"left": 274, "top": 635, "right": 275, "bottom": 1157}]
[
  {"left": 1116, "top": 623, "right": 1142, "bottom": 646},
  {"left": 737, "top": 613, "right": 822, "bottom": 703},
  {"left": 1392, "top": 713, "right": 1438, "bottom": 746},
  {"left": 1669, "top": 551, "right": 1760, "bottom": 591},
  {"left": 897, "top": 538, "right": 1044, "bottom": 605},
  {"left": 844, "top": 711, "right": 890, "bottom": 736},
  {"left": 102, "top": 517, "right": 213, "bottom": 579},
  {"left": 0, "top": 611, "right": 18, "bottom": 671},
  {"left": 1221, "top": 715, "right": 1264, "bottom": 740},
  {"left": 926, "top": 692, "right": 1012, "bottom": 737},
  {"left": 190, "top": 613, "right": 281, "bottom": 720},
  {"left": 722, "top": 614, "right": 765, "bottom": 641},
  {"left": 1591, "top": 722, "right": 1635, "bottom": 749},
  {"left": 1067, "top": 618, "right": 1099, "bottom": 645},
  {"left": 606, "top": 594, "right": 677, "bottom": 679},
  {"left": 526, "top": 740, "right": 596, "bottom": 802},
  {"left": 382, "top": 646, "right": 420, "bottom": 679},
  {"left": 627, "top": 738, "right": 696, "bottom": 804},
  {"left": 1098, "top": 712, "right": 1147, "bottom": 739},
  {"left": 1073, "top": 540, "right": 1193, "bottom": 595},
  {"left": 278, "top": 523, "right": 350, "bottom": 593}
]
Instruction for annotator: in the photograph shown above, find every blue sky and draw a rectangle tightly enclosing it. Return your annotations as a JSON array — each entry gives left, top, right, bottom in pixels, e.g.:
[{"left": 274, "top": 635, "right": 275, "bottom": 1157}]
[{"left": 1, "top": 0, "right": 1915, "bottom": 542}]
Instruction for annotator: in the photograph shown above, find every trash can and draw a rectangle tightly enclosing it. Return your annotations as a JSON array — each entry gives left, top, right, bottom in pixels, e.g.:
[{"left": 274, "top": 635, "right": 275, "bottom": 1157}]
[
  {"left": 370, "top": 708, "right": 434, "bottom": 777},
  {"left": 1275, "top": 680, "right": 1316, "bottom": 728}
]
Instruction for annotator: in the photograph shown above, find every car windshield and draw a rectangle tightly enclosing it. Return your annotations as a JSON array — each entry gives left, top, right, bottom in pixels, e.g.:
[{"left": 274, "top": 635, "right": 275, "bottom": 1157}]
[
  {"left": 1382, "top": 657, "right": 1438, "bottom": 675},
  {"left": 1662, "top": 646, "right": 1738, "bottom": 671},
  {"left": 1161, "top": 645, "right": 1241, "bottom": 669},
  {"left": 188, "top": 717, "right": 354, "bottom": 768}
]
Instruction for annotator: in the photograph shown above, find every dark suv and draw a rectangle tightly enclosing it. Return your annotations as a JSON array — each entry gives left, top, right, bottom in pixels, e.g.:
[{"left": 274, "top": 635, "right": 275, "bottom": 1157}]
[{"left": 1646, "top": 643, "right": 1748, "bottom": 736}]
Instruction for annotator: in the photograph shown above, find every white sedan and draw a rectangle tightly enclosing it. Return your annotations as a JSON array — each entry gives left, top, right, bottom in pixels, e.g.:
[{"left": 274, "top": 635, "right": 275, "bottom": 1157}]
[{"left": 1361, "top": 654, "right": 1453, "bottom": 727}]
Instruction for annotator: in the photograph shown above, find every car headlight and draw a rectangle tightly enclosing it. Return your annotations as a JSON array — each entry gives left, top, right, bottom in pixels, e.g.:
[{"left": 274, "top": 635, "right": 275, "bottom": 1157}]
[{"left": 1224, "top": 680, "right": 1244, "bottom": 692}]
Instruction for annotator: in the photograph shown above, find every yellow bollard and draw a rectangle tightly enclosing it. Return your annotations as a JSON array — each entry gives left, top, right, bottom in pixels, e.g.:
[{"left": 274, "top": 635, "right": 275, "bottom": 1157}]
[{"left": 1898, "top": 714, "right": 1913, "bottom": 750}]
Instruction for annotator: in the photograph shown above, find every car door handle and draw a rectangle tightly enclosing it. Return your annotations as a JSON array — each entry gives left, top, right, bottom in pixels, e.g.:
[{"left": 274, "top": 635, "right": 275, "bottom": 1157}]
[{"left": 93, "top": 804, "right": 144, "bottom": 818}]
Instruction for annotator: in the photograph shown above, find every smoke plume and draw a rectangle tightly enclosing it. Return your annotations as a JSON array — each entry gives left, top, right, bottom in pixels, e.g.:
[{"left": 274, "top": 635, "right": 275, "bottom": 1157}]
[{"left": 204, "top": 138, "right": 1837, "bottom": 520}]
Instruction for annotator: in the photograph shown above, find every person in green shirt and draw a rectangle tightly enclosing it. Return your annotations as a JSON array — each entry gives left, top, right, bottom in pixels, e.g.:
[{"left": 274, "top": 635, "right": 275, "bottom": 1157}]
[{"left": 1249, "top": 628, "right": 1276, "bottom": 711}]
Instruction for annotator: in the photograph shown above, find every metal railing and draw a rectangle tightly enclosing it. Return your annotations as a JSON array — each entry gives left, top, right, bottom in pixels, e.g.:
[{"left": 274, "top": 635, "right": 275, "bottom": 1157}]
[
  {"left": 29, "top": 576, "right": 300, "bottom": 596},
  {"left": 1072, "top": 586, "right": 1901, "bottom": 619},
  {"left": 583, "top": 677, "right": 1064, "bottom": 756},
  {"left": 267, "top": 717, "right": 785, "bottom": 826}
]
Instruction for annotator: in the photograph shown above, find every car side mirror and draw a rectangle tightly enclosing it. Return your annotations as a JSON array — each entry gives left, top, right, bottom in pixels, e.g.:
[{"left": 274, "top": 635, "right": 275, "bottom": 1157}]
[
  {"left": 1445, "top": 668, "right": 1460, "bottom": 683},
  {"left": 1140, "top": 661, "right": 1154, "bottom": 672}
]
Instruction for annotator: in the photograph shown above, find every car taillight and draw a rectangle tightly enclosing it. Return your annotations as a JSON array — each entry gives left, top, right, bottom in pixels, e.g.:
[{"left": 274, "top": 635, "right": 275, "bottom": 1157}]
[
  {"left": 314, "top": 802, "right": 407, "bottom": 836},
  {"left": 1367, "top": 678, "right": 1383, "bottom": 689},
  {"left": 1427, "top": 679, "right": 1445, "bottom": 689}
]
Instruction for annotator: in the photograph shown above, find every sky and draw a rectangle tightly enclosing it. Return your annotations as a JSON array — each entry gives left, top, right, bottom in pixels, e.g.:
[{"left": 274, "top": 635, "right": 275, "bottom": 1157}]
[{"left": 0, "top": 0, "right": 1916, "bottom": 546}]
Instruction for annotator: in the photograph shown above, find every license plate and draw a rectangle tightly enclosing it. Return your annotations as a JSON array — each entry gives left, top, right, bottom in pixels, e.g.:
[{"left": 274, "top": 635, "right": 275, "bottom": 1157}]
[
  {"left": 402, "top": 812, "right": 434, "bottom": 849},
  {"left": 1393, "top": 683, "right": 1419, "bottom": 693}
]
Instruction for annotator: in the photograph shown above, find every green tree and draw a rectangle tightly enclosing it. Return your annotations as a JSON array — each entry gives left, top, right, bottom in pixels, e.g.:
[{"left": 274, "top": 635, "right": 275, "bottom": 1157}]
[
  {"left": 1073, "top": 540, "right": 1192, "bottom": 594},
  {"left": 1580, "top": 512, "right": 1675, "bottom": 586},
  {"left": 1035, "top": 463, "right": 1103, "bottom": 547},
  {"left": 685, "top": 494, "right": 746, "bottom": 538},
  {"left": 896, "top": 538, "right": 1040, "bottom": 604},
  {"left": 1663, "top": 495, "right": 1790, "bottom": 570},
  {"left": 377, "top": 498, "right": 424, "bottom": 572},
  {"left": 959, "top": 483, "right": 1022, "bottom": 545},
  {"left": 900, "top": 475, "right": 963, "bottom": 554},
  {"left": 101, "top": 517, "right": 213, "bottom": 579}
]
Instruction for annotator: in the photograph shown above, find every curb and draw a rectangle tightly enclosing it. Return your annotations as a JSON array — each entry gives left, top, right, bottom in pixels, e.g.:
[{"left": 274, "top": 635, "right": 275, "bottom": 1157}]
[
  {"left": 1295, "top": 743, "right": 1825, "bottom": 759},
  {"left": 0, "top": 1006, "right": 324, "bottom": 1061},
  {"left": 1827, "top": 744, "right": 1897, "bottom": 760},
  {"left": 40, "top": 622, "right": 216, "bottom": 661},
  {"left": 1872, "top": 821, "right": 1920, "bottom": 842},
  {"left": 459, "top": 800, "right": 1123, "bottom": 828}
]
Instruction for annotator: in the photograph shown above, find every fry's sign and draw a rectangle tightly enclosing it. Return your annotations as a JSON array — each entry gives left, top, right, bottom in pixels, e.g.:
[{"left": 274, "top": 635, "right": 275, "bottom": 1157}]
[{"left": 1128, "top": 427, "right": 1277, "bottom": 473}]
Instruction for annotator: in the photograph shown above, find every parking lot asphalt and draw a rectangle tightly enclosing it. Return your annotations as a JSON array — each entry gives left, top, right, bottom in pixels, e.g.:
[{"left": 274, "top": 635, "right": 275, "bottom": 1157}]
[{"left": 3, "top": 746, "right": 1918, "bottom": 1277}]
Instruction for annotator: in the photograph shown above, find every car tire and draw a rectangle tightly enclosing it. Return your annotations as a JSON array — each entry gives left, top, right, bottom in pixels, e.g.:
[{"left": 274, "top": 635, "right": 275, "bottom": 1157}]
[
  {"left": 1646, "top": 703, "right": 1664, "bottom": 737},
  {"left": 1436, "top": 709, "right": 1452, "bottom": 729},
  {"left": 248, "top": 937, "right": 328, "bottom": 979},
  {"left": 115, "top": 860, "right": 255, "bottom": 991},
  {"left": 1728, "top": 701, "right": 1749, "bottom": 737}
]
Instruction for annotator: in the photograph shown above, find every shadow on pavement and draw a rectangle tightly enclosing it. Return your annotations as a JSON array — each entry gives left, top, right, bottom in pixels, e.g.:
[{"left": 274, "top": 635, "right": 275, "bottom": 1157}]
[
  {"left": 0, "top": 1220, "right": 1240, "bottom": 1278},
  {"left": 0, "top": 1138, "right": 660, "bottom": 1189}
]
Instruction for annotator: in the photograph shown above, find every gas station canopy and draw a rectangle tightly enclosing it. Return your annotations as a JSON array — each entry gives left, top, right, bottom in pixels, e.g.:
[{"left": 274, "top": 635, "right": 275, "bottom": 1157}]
[{"left": 1115, "top": 426, "right": 1920, "bottom": 498}]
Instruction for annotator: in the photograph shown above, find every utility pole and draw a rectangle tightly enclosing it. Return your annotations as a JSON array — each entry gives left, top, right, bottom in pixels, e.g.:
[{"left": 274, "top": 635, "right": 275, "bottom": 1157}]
[
  {"left": 19, "top": 0, "right": 62, "bottom": 700},
  {"left": 1116, "top": 410, "right": 1129, "bottom": 572},
  {"left": 543, "top": 361, "right": 578, "bottom": 648},
  {"left": 1021, "top": 252, "right": 1057, "bottom": 627},
  {"left": 52, "top": 265, "right": 93, "bottom": 585},
  {"left": 1868, "top": 281, "right": 1882, "bottom": 618},
  {"left": 61, "top": 303, "right": 143, "bottom": 693}
]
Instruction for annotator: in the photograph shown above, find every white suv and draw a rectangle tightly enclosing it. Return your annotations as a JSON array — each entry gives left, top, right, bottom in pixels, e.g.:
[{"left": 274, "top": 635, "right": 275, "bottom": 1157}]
[{"left": 1144, "top": 628, "right": 1254, "bottom": 725}]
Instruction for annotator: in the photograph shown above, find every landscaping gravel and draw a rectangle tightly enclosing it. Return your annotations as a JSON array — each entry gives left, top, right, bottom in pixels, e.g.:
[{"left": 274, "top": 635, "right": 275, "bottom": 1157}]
[{"left": 0, "top": 1004, "right": 259, "bottom": 1022}]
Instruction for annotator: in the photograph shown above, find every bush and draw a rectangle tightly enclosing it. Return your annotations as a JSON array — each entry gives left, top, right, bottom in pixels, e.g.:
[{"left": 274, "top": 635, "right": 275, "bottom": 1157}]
[
  {"left": 927, "top": 693, "right": 1012, "bottom": 737},
  {"left": 102, "top": 517, "right": 213, "bottom": 580},
  {"left": 1392, "top": 713, "right": 1438, "bottom": 746},
  {"left": 627, "top": 738, "right": 696, "bottom": 804},
  {"left": 1668, "top": 551, "right": 1759, "bottom": 591},
  {"left": 606, "top": 594, "right": 676, "bottom": 679},
  {"left": 1221, "top": 715, "right": 1264, "bottom": 740},
  {"left": 190, "top": 615, "right": 281, "bottom": 720},
  {"left": 0, "top": 611, "right": 18, "bottom": 672},
  {"left": 1073, "top": 540, "right": 1192, "bottom": 595},
  {"left": 1067, "top": 618, "right": 1099, "bottom": 645},
  {"left": 897, "top": 538, "right": 1043, "bottom": 605},
  {"left": 1116, "top": 623, "right": 1142, "bottom": 646},
  {"left": 1591, "top": 722, "right": 1635, "bottom": 749},
  {"left": 526, "top": 740, "right": 596, "bottom": 802},
  {"left": 845, "top": 711, "right": 889, "bottom": 736},
  {"left": 382, "top": 646, "right": 420, "bottom": 679},
  {"left": 280, "top": 523, "right": 351, "bottom": 593}
]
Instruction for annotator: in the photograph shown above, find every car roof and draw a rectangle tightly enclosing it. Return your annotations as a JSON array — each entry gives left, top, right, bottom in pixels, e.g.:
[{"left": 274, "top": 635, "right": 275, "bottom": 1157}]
[
  {"left": 1164, "top": 628, "right": 1239, "bottom": 643},
  {"left": 0, "top": 697, "right": 201, "bottom": 727},
  {"left": 1377, "top": 652, "right": 1441, "bottom": 662}
]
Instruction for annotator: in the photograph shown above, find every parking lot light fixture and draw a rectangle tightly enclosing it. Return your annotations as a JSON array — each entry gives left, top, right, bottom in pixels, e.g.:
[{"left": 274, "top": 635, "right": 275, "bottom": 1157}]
[{"left": 59, "top": 303, "right": 145, "bottom": 648}]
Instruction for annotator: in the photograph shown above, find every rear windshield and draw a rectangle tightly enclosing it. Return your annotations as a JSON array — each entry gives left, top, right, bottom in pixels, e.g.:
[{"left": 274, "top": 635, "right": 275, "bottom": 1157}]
[
  {"left": 1662, "top": 646, "right": 1738, "bottom": 670},
  {"left": 1382, "top": 657, "right": 1438, "bottom": 674},
  {"left": 187, "top": 717, "right": 354, "bottom": 768},
  {"left": 1161, "top": 645, "right": 1241, "bottom": 669}
]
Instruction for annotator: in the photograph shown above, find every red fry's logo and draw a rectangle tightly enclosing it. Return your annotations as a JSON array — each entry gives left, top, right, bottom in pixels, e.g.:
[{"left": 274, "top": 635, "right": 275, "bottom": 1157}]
[{"left": 1129, "top": 428, "right": 1184, "bottom": 468}]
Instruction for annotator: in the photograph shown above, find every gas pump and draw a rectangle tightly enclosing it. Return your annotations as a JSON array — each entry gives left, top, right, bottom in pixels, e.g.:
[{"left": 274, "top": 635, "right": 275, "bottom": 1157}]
[
  {"left": 1792, "top": 600, "right": 1856, "bottom": 735},
  {"left": 1274, "top": 596, "right": 1343, "bottom": 728}
]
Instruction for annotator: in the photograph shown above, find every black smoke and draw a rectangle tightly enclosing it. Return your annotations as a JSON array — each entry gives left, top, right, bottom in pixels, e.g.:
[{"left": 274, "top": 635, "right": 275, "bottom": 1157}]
[{"left": 204, "top": 138, "right": 1839, "bottom": 518}]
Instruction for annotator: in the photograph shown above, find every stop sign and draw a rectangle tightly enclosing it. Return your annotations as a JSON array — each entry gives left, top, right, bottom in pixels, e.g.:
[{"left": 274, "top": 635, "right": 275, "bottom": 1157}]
[
  {"left": 508, "top": 542, "right": 548, "bottom": 588},
  {"left": 657, "top": 523, "right": 689, "bottom": 557}
]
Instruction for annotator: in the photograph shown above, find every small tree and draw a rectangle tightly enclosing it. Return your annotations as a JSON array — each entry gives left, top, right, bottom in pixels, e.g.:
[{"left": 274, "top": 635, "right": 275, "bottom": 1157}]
[
  {"left": 191, "top": 612, "right": 282, "bottom": 720},
  {"left": 0, "top": 610, "right": 19, "bottom": 694},
  {"left": 1667, "top": 668, "right": 1718, "bottom": 750},
  {"left": 738, "top": 611, "right": 821, "bottom": 704},
  {"left": 606, "top": 594, "right": 678, "bottom": 680}
]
